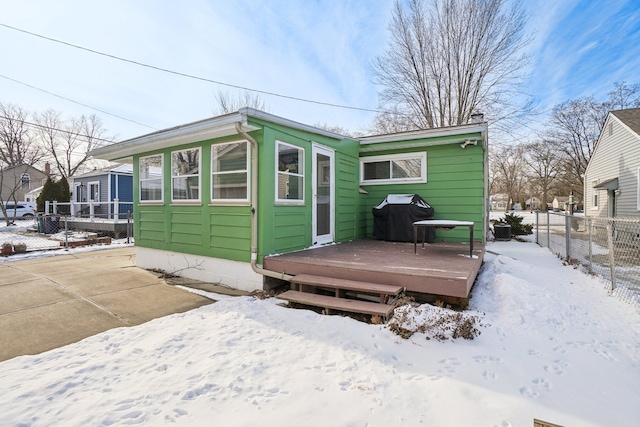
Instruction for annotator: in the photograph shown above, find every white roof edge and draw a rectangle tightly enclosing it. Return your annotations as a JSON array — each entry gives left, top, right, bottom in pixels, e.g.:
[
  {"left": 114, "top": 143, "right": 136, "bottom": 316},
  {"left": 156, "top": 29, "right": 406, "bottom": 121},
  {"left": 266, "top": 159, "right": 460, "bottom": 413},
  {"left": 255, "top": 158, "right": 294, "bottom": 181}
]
[
  {"left": 90, "top": 109, "right": 353, "bottom": 162},
  {"left": 89, "top": 112, "right": 249, "bottom": 161},
  {"left": 359, "top": 122, "right": 487, "bottom": 144},
  {"left": 239, "top": 107, "right": 349, "bottom": 140}
]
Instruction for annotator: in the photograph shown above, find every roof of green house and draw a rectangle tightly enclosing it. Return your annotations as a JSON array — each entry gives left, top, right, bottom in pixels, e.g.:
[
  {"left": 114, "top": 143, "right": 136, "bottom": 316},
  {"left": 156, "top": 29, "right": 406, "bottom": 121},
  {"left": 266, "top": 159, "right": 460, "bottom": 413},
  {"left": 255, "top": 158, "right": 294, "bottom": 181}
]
[
  {"left": 89, "top": 107, "right": 488, "bottom": 162},
  {"left": 89, "top": 108, "right": 349, "bottom": 162}
]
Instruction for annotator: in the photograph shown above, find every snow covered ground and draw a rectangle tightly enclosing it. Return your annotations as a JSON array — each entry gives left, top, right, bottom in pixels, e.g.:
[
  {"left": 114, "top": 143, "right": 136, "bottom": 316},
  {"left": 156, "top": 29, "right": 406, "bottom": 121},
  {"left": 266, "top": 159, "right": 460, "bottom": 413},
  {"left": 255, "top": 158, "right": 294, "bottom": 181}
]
[
  {"left": 0, "top": 218, "right": 132, "bottom": 262},
  {"left": 1, "top": 235, "right": 639, "bottom": 426}
]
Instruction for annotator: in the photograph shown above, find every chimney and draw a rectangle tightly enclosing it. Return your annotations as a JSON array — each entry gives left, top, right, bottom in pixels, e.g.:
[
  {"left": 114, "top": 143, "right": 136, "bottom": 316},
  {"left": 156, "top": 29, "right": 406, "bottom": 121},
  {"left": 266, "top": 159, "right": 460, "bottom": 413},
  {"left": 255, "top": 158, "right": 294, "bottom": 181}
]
[
  {"left": 44, "top": 162, "right": 51, "bottom": 175},
  {"left": 471, "top": 112, "right": 484, "bottom": 123}
]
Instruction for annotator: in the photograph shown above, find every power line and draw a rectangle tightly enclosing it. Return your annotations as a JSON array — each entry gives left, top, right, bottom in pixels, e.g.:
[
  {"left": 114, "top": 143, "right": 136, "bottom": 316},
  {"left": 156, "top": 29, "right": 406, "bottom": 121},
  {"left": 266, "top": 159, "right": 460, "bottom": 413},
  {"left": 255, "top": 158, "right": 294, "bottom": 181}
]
[
  {"left": 0, "top": 22, "right": 388, "bottom": 115},
  {"left": 0, "top": 114, "right": 116, "bottom": 147},
  {"left": 0, "top": 74, "right": 158, "bottom": 131}
]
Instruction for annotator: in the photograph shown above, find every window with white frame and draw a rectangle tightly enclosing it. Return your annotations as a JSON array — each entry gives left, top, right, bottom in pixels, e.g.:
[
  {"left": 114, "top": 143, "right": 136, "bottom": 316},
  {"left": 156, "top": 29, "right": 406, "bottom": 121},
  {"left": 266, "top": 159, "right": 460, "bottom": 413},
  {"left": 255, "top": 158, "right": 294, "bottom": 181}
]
[
  {"left": 276, "top": 141, "right": 304, "bottom": 203},
  {"left": 20, "top": 173, "right": 30, "bottom": 189},
  {"left": 171, "top": 148, "right": 200, "bottom": 201},
  {"left": 139, "top": 154, "right": 163, "bottom": 202},
  {"left": 211, "top": 141, "right": 249, "bottom": 202},
  {"left": 88, "top": 181, "right": 100, "bottom": 202},
  {"left": 360, "top": 152, "right": 427, "bottom": 185},
  {"left": 592, "top": 181, "right": 599, "bottom": 209}
]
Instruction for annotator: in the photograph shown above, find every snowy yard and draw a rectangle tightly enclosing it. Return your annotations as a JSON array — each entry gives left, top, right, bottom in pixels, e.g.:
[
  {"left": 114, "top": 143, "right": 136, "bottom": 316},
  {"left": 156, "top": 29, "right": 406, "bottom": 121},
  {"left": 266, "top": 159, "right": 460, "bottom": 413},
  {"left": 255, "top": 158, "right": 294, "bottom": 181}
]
[
  {"left": 0, "top": 219, "right": 131, "bottom": 260},
  {"left": 1, "top": 236, "right": 639, "bottom": 426}
]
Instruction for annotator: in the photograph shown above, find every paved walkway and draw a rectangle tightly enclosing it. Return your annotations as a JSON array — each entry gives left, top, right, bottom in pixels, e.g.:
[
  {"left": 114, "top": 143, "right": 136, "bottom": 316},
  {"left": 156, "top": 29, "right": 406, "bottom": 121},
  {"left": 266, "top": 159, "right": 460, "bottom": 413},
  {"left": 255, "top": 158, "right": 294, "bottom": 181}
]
[{"left": 0, "top": 247, "right": 213, "bottom": 362}]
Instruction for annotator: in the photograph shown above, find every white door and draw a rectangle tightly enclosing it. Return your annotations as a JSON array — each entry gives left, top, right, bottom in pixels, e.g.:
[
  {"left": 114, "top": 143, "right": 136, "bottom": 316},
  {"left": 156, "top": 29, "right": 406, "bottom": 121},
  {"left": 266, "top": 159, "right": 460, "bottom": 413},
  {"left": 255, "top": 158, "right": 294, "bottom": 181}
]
[{"left": 312, "top": 144, "right": 334, "bottom": 245}]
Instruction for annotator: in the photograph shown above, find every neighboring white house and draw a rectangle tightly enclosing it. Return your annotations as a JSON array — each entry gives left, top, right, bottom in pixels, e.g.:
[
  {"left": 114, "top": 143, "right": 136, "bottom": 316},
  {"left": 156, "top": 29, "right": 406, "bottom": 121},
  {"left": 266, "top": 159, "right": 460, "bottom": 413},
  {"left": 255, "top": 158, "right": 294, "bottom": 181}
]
[
  {"left": 552, "top": 196, "right": 569, "bottom": 211},
  {"left": 584, "top": 108, "right": 640, "bottom": 218},
  {"left": 490, "top": 193, "right": 509, "bottom": 210},
  {"left": 525, "top": 196, "right": 542, "bottom": 210},
  {"left": 24, "top": 186, "right": 43, "bottom": 204}
]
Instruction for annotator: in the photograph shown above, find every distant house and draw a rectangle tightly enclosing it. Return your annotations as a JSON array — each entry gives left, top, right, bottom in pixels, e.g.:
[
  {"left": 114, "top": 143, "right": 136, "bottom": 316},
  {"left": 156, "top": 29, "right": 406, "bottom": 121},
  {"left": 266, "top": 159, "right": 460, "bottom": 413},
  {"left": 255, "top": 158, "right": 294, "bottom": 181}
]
[
  {"left": 490, "top": 193, "right": 509, "bottom": 211},
  {"left": 89, "top": 108, "right": 489, "bottom": 292},
  {"left": 525, "top": 196, "right": 542, "bottom": 210},
  {"left": 24, "top": 186, "right": 43, "bottom": 205},
  {"left": 552, "top": 196, "right": 569, "bottom": 211},
  {"left": 1, "top": 163, "right": 50, "bottom": 203},
  {"left": 71, "top": 164, "right": 133, "bottom": 218},
  {"left": 584, "top": 108, "right": 640, "bottom": 218}
]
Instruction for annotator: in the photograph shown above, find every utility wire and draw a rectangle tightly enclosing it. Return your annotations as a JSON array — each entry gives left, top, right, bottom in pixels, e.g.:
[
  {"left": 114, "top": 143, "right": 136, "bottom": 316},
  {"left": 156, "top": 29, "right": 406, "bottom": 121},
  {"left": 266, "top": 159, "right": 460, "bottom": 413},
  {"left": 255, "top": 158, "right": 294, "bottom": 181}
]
[
  {"left": 0, "top": 22, "right": 388, "bottom": 115},
  {"left": 0, "top": 74, "right": 158, "bottom": 131},
  {"left": 0, "top": 114, "right": 116, "bottom": 147}
]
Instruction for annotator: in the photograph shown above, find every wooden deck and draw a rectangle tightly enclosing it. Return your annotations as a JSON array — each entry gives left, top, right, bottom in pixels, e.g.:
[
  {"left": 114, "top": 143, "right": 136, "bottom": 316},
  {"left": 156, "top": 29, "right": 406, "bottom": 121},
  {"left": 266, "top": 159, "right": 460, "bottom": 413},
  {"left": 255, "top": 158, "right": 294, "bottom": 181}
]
[{"left": 264, "top": 239, "right": 485, "bottom": 301}]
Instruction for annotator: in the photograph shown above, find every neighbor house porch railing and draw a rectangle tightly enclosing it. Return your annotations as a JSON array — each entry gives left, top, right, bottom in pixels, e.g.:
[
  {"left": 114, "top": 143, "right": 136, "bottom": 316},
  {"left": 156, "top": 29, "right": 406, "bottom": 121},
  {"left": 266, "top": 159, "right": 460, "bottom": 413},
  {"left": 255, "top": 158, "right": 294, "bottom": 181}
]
[
  {"left": 44, "top": 199, "right": 133, "bottom": 221},
  {"left": 535, "top": 211, "right": 640, "bottom": 309}
]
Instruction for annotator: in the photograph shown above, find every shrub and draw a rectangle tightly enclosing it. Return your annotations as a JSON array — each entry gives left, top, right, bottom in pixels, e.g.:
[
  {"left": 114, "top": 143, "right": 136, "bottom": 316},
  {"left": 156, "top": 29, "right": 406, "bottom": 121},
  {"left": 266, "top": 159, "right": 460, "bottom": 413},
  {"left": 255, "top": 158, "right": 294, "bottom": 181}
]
[{"left": 496, "top": 213, "right": 533, "bottom": 236}]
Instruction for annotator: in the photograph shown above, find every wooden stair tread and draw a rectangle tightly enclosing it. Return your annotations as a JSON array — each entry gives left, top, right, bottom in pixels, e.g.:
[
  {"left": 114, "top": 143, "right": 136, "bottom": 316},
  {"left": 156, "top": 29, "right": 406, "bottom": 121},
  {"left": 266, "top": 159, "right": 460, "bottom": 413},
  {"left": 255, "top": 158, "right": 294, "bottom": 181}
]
[
  {"left": 279, "top": 290, "right": 395, "bottom": 317},
  {"left": 291, "top": 274, "right": 403, "bottom": 295}
]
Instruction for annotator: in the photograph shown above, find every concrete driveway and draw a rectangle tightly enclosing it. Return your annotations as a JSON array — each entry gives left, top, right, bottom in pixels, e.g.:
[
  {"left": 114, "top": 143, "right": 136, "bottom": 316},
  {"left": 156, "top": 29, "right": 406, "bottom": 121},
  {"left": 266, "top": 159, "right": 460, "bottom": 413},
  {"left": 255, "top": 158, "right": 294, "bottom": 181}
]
[{"left": 0, "top": 247, "right": 213, "bottom": 362}]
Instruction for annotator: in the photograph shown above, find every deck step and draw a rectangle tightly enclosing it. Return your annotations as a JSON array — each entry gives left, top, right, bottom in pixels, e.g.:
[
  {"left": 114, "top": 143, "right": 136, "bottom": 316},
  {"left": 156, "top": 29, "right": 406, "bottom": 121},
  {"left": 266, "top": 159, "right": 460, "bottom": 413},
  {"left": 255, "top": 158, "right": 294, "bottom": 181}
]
[
  {"left": 291, "top": 274, "right": 403, "bottom": 296},
  {"left": 278, "top": 290, "right": 396, "bottom": 317}
]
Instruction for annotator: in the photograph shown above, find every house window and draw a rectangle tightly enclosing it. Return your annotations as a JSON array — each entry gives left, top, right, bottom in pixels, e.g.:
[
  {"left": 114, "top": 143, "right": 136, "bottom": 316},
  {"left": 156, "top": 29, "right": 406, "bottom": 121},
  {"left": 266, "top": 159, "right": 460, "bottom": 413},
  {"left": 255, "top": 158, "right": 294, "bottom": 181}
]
[
  {"left": 140, "top": 154, "right": 164, "bottom": 202},
  {"left": 276, "top": 141, "right": 304, "bottom": 203},
  {"left": 171, "top": 148, "right": 200, "bottom": 202},
  {"left": 20, "top": 173, "right": 30, "bottom": 189},
  {"left": 74, "top": 183, "right": 83, "bottom": 202},
  {"left": 360, "top": 152, "right": 427, "bottom": 185},
  {"left": 211, "top": 141, "right": 249, "bottom": 202},
  {"left": 88, "top": 181, "right": 100, "bottom": 202},
  {"left": 592, "top": 181, "right": 599, "bottom": 209}
]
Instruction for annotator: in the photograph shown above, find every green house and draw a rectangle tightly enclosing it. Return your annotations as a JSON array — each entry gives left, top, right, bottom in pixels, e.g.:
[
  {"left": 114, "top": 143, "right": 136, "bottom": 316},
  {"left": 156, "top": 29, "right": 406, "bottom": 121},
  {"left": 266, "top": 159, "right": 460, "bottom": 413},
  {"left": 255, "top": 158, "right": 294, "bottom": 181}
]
[{"left": 90, "top": 108, "right": 488, "bottom": 292}]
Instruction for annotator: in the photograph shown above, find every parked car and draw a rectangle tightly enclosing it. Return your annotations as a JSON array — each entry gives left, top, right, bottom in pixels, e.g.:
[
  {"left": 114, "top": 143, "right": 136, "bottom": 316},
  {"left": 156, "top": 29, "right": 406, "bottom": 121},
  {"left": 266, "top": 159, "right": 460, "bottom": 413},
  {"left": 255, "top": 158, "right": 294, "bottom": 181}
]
[{"left": 1, "top": 202, "right": 36, "bottom": 218}]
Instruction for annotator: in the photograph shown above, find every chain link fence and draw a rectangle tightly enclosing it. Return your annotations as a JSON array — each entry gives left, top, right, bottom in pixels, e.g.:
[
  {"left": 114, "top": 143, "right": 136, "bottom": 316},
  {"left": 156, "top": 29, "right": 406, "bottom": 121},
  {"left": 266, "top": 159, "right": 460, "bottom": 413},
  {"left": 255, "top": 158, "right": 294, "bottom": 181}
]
[
  {"left": 536, "top": 211, "right": 640, "bottom": 309},
  {"left": 0, "top": 213, "right": 133, "bottom": 257}
]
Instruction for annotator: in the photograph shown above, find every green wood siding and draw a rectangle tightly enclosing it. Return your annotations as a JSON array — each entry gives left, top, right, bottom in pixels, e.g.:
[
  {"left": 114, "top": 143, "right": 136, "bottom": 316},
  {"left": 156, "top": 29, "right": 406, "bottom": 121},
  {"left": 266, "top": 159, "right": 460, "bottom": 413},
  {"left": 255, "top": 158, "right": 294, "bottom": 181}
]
[
  {"left": 360, "top": 141, "right": 485, "bottom": 242},
  {"left": 248, "top": 118, "right": 361, "bottom": 261},
  {"left": 130, "top": 116, "right": 485, "bottom": 266},
  {"left": 133, "top": 118, "right": 361, "bottom": 264}
]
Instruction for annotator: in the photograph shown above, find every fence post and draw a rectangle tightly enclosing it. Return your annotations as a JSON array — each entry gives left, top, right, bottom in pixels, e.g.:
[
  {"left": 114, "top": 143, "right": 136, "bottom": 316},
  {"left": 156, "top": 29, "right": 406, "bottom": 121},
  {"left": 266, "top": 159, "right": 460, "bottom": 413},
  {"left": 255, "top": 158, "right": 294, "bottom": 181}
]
[
  {"left": 64, "top": 216, "right": 69, "bottom": 250},
  {"left": 45, "top": 201, "right": 50, "bottom": 214},
  {"left": 606, "top": 222, "right": 616, "bottom": 290},
  {"left": 546, "top": 210, "right": 550, "bottom": 248},
  {"left": 127, "top": 211, "right": 132, "bottom": 244},
  {"left": 53, "top": 201, "right": 58, "bottom": 214},
  {"left": 565, "top": 213, "right": 571, "bottom": 260},
  {"left": 535, "top": 210, "right": 539, "bottom": 244},
  {"left": 89, "top": 202, "right": 95, "bottom": 220},
  {"left": 587, "top": 218, "right": 593, "bottom": 274},
  {"left": 114, "top": 198, "right": 119, "bottom": 223}
]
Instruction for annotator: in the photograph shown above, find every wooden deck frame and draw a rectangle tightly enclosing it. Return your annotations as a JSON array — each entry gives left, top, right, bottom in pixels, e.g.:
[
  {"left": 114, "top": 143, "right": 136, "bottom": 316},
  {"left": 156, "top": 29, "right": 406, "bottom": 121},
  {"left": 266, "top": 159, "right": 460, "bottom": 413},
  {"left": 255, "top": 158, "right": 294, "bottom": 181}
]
[{"left": 264, "top": 239, "right": 485, "bottom": 303}]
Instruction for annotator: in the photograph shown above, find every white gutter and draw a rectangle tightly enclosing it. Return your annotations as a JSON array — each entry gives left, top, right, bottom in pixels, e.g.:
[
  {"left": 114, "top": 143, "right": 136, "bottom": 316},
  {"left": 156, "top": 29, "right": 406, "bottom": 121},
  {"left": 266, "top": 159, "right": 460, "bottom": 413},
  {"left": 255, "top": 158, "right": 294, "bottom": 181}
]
[
  {"left": 234, "top": 122, "right": 294, "bottom": 282},
  {"left": 359, "top": 122, "right": 487, "bottom": 145}
]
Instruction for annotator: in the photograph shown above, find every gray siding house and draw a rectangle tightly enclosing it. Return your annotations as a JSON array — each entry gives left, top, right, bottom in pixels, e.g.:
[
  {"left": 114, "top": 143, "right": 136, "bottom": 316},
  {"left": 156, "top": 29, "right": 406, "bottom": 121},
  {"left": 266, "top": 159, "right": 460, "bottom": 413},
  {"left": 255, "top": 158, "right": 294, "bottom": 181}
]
[
  {"left": 71, "top": 164, "right": 133, "bottom": 218},
  {"left": 584, "top": 108, "right": 640, "bottom": 218}
]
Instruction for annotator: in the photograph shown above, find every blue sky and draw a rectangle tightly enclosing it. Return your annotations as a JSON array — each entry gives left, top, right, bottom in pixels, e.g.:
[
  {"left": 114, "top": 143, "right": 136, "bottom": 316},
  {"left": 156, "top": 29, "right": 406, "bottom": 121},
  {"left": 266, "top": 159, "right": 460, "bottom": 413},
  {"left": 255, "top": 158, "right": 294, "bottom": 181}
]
[{"left": 0, "top": 0, "right": 639, "bottom": 142}]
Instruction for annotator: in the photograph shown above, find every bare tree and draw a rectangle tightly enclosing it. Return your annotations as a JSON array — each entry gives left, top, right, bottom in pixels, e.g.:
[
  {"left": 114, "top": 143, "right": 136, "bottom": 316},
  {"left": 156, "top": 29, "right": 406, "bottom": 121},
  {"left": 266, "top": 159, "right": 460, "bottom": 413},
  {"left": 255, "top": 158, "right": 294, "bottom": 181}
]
[
  {"left": 490, "top": 143, "right": 527, "bottom": 211},
  {"left": 605, "top": 81, "right": 640, "bottom": 111},
  {"left": 366, "top": 107, "right": 417, "bottom": 135},
  {"left": 34, "top": 110, "right": 109, "bottom": 179},
  {"left": 372, "top": 0, "right": 532, "bottom": 131},
  {"left": 545, "top": 82, "right": 640, "bottom": 200},
  {"left": 522, "top": 140, "right": 562, "bottom": 210},
  {"left": 0, "top": 102, "right": 43, "bottom": 167},
  {"left": 213, "top": 90, "right": 269, "bottom": 115}
]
